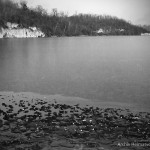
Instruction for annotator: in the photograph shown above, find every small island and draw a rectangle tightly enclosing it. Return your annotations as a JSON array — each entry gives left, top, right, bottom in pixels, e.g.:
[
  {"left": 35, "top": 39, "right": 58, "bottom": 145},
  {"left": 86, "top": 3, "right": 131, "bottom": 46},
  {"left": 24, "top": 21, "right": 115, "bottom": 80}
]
[{"left": 0, "top": 0, "right": 149, "bottom": 38}]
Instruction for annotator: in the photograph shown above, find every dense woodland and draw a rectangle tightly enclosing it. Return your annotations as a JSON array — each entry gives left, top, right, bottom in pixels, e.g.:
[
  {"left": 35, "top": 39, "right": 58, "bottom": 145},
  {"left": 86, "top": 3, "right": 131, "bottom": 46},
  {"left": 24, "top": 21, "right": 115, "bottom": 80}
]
[
  {"left": 142, "top": 25, "right": 150, "bottom": 32},
  {"left": 0, "top": 0, "right": 149, "bottom": 36}
]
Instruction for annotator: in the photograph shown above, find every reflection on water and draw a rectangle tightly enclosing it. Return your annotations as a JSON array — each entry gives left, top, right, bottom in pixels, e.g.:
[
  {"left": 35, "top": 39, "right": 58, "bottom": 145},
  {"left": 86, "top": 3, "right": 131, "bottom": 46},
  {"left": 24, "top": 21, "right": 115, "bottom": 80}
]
[{"left": 0, "top": 36, "right": 150, "bottom": 108}]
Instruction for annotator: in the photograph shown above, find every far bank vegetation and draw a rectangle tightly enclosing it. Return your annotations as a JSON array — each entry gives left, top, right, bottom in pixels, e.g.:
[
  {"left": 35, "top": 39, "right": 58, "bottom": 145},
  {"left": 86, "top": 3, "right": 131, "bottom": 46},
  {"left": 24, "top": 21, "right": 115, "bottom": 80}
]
[{"left": 0, "top": 0, "right": 148, "bottom": 37}]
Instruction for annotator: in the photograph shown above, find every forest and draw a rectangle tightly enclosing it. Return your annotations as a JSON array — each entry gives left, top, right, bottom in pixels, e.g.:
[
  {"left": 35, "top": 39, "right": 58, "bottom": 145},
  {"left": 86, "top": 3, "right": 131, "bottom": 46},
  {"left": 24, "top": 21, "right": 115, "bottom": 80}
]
[
  {"left": 0, "top": 0, "right": 149, "bottom": 37},
  {"left": 142, "top": 25, "right": 150, "bottom": 32}
]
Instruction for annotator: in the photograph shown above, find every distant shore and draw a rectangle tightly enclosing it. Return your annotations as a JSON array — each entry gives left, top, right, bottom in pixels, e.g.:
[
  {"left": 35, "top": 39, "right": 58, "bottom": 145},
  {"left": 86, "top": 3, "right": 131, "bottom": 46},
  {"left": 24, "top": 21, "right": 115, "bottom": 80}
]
[{"left": 1, "top": 0, "right": 149, "bottom": 39}]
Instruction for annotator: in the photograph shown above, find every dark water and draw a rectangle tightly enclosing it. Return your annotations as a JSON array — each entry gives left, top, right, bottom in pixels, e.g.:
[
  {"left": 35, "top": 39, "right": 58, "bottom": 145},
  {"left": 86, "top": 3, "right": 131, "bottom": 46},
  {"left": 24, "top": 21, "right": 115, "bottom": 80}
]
[{"left": 0, "top": 36, "right": 150, "bottom": 107}]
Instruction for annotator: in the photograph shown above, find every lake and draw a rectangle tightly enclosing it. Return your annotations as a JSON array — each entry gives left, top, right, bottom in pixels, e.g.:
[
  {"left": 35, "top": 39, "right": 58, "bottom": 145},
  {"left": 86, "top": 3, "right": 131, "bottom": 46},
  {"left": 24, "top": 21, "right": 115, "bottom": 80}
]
[{"left": 0, "top": 36, "right": 150, "bottom": 111}]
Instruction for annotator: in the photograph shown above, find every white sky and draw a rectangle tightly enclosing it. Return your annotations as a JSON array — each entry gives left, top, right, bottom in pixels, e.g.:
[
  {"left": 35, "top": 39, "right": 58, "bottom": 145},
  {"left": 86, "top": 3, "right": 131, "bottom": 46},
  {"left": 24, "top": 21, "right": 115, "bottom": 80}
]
[{"left": 14, "top": 0, "right": 150, "bottom": 25}]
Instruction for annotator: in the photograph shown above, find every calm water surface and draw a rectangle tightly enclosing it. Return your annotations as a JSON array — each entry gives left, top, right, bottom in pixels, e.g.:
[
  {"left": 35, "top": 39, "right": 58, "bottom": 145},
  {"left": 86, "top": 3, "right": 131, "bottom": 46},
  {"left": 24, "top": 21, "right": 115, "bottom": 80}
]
[{"left": 0, "top": 36, "right": 150, "bottom": 109}]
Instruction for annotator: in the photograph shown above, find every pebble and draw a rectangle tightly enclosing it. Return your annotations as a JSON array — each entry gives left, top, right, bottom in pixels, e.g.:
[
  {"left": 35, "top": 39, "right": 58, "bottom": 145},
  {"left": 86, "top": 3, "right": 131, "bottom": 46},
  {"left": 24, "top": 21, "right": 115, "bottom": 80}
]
[
  {"left": 50, "top": 141, "right": 61, "bottom": 147},
  {"left": 42, "top": 147, "right": 51, "bottom": 150},
  {"left": 0, "top": 125, "right": 9, "bottom": 131},
  {"left": 97, "top": 147, "right": 105, "bottom": 150},
  {"left": 0, "top": 119, "right": 3, "bottom": 127},
  {"left": 119, "top": 148, "right": 133, "bottom": 150},
  {"left": 59, "top": 141, "right": 74, "bottom": 148},
  {"left": 50, "top": 140, "right": 75, "bottom": 148},
  {"left": 100, "top": 139, "right": 113, "bottom": 145}
]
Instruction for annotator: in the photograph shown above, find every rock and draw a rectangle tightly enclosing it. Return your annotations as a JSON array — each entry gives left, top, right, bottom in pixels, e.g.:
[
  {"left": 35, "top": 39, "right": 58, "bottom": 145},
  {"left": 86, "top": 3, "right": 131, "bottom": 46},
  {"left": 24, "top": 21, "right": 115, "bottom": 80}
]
[
  {"left": 0, "top": 125, "right": 9, "bottom": 131},
  {"left": 74, "top": 144, "right": 84, "bottom": 150},
  {"left": 100, "top": 139, "right": 113, "bottom": 145},
  {"left": 97, "top": 147, "right": 105, "bottom": 150},
  {"left": 19, "top": 126, "right": 27, "bottom": 132},
  {"left": 89, "top": 132, "right": 97, "bottom": 138},
  {"left": 119, "top": 148, "right": 132, "bottom": 150},
  {"left": 50, "top": 140, "right": 74, "bottom": 148},
  {"left": 0, "top": 119, "right": 3, "bottom": 127},
  {"left": 86, "top": 141, "right": 98, "bottom": 148},
  {"left": 54, "top": 129, "right": 68, "bottom": 137},
  {"left": 50, "top": 141, "right": 60, "bottom": 147},
  {"left": 26, "top": 122, "right": 37, "bottom": 128},
  {"left": 77, "top": 130, "right": 89, "bottom": 138},
  {"left": 30, "top": 127, "right": 37, "bottom": 131},
  {"left": 11, "top": 127, "right": 22, "bottom": 133},
  {"left": 10, "top": 122, "right": 17, "bottom": 129},
  {"left": 59, "top": 141, "right": 74, "bottom": 148},
  {"left": 83, "top": 148, "right": 97, "bottom": 150},
  {"left": 59, "top": 121, "right": 69, "bottom": 126},
  {"left": 42, "top": 146, "right": 51, "bottom": 150},
  {"left": 0, "top": 22, "right": 45, "bottom": 38},
  {"left": 67, "top": 125, "right": 78, "bottom": 134}
]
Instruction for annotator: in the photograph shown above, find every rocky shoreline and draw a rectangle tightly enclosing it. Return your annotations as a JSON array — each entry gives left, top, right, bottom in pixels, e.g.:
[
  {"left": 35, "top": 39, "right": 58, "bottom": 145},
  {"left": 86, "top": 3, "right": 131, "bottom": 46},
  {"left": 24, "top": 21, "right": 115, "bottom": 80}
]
[
  {"left": 0, "top": 22, "right": 45, "bottom": 38},
  {"left": 0, "top": 93, "right": 150, "bottom": 150}
]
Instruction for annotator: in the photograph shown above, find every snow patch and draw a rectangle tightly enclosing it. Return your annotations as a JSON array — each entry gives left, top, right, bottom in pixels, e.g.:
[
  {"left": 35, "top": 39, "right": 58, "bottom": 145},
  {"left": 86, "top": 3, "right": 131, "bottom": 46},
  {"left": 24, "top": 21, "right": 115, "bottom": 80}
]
[{"left": 0, "top": 22, "right": 45, "bottom": 38}]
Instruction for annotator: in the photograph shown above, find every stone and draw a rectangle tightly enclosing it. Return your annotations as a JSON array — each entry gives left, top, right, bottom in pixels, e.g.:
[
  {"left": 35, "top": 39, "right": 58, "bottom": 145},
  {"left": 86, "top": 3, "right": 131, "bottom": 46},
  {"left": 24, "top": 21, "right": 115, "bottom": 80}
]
[
  {"left": 86, "top": 141, "right": 98, "bottom": 148},
  {"left": 67, "top": 125, "right": 78, "bottom": 134},
  {"left": 0, "top": 119, "right": 3, "bottom": 127},
  {"left": 97, "top": 147, "right": 105, "bottom": 150},
  {"left": 0, "top": 125, "right": 9, "bottom": 131},
  {"left": 100, "top": 139, "right": 113, "bottom": 145},
  {"left": 51, "top": 141, "right": 60, "bottom": 147},
  {"left": 74, "top": 144, "right": 84, "bottom": 150},
  {"left": 0, "top": 24, "right": 45, "bottom": 38},
  {"left": 42, "top": 146, "right": 51, "bottom": 150},
  {"left": 50, "top": 140, "right": 74, "bottom": 148},
  {"left": 19, "top": 126, "right": 27, "bottom": 132},
  {"left": 119, "top": 148, "right": 132, "bottom": 150},
  {"left": 83, "top": 148, "right": 97, "bottom": 150},
  {"left": 11, "top": 128, "right": 21, "bottom": 133},
  {"left": 59, "top": 141, "right": 74, "bottom": 148}
]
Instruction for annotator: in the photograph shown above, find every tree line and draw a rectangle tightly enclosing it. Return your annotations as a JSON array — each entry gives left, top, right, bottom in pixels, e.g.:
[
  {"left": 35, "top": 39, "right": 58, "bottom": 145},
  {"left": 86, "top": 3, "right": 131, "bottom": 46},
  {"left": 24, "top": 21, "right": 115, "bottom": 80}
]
[
  {"left": 0, "top": 0, "right": 148, "bottom": 36},
  {"left": 142, "top": 25, "right": 150, "bottom": 32}
]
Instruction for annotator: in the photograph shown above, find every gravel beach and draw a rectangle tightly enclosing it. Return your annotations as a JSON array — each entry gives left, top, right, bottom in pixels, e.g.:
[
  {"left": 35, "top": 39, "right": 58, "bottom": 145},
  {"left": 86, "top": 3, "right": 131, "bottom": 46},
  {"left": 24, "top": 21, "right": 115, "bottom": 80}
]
[{"left": 0, "top": 92, "right": 150, "bottom": 150}]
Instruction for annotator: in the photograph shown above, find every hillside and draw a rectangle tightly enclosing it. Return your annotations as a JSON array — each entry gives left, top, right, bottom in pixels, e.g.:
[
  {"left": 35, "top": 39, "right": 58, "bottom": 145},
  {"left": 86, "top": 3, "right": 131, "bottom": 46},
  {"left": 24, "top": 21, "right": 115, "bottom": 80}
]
[
  {"left": 142, "top": 25, "right": 150, "bottom": 32},
  {"left": 0, "top": 0, "right": 149, "bottom": 37}
]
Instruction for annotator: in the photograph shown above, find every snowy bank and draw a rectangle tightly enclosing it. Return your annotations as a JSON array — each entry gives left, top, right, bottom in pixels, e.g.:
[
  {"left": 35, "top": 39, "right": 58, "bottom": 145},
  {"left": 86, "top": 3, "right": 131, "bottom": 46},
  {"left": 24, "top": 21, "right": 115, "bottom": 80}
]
[{"left": 0, "top": 22, "right": 45, "bottom": 38}]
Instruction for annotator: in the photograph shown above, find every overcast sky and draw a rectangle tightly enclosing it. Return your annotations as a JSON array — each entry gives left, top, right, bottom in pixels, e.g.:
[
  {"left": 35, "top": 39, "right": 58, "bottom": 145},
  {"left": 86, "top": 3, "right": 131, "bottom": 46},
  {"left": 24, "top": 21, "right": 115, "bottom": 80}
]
[{"left": 14, "top": 0, "right": 150, "bottom": 25}]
